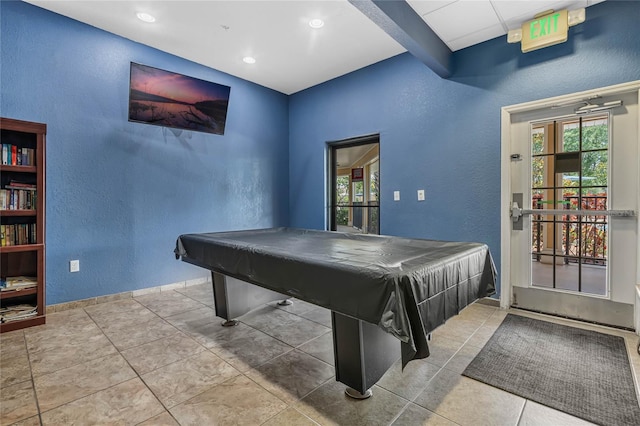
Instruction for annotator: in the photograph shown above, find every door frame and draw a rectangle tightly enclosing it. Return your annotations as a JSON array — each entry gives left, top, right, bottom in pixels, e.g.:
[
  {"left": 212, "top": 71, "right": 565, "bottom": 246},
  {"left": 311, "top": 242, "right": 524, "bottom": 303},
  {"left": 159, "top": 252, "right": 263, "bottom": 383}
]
[
  {"left": 326, "top": 134, "right": 380, "bottom": 232},
  {"left": 500, "top": 80, "right": 640, "bottom": 311}
]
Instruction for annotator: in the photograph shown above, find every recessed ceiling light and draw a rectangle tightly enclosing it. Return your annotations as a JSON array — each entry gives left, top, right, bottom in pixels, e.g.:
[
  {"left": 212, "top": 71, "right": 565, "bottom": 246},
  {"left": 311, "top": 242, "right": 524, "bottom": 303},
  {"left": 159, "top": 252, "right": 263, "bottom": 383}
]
[
  {"left": 136, "top": 12, "right": 156, "bottom": 23},
  {"left": 242, "top": 56, "right": 256, "bottom": 64},
  {"left": 309, "top": 18, "right": 324, "bottom": 29}
]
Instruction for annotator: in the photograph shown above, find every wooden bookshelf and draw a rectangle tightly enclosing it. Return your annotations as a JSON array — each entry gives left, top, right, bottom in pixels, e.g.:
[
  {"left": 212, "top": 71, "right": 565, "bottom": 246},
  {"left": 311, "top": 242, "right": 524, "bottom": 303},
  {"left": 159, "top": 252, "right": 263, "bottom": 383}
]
[{"left": 1, "top": 117, "right": 46, "bottom": 332}]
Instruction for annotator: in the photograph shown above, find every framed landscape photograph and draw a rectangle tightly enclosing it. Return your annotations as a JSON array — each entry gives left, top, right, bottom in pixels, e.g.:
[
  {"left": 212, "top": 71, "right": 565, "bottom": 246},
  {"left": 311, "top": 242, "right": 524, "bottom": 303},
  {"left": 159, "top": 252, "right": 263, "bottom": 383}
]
[{"left": 128, "top": 63, "right": 231, "bottom": 135}]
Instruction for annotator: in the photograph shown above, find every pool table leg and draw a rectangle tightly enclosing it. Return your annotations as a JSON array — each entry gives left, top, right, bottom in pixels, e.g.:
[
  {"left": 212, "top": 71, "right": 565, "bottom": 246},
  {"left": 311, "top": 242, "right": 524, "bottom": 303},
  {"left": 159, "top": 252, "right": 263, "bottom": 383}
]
[
  {"left": 211, "top": 272, "right": 285, "bottom": 326},
  {"left": 331, "top": 311, "right": 401, "bottom": 398}
]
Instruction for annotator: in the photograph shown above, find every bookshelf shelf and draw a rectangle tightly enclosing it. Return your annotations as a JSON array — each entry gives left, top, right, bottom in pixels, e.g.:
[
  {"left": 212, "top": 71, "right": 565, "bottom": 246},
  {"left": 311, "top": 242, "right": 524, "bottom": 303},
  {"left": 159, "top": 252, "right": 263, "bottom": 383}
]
[
  {"left": 1, "top": 117, "right": 46, "bottom": 332},
  {"left": 0, "top": 165, "right": 37, "bottom": 173},
  {"left": 0, "top": 316, "right": 46, "bottom": 332},
  {"left": 1, "top": 287, "right": 38, "bottom": 300},
  {"left": 0, "top": 210, "right": 37, "bottom": 217},
  {"left": 0, "top": 243, "right": 43, "bottom": 254}
]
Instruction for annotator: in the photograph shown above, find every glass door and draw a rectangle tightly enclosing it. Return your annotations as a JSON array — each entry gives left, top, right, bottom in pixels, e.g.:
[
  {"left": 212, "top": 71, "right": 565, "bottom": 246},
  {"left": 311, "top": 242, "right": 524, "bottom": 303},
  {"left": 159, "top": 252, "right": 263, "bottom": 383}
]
[
  {"left": 329, "top": 137, "right": 380, "bottom": 235},
  {"left": 508, "top": 90, "right": 638, "bottom": 328},
  {"left": 530, "top": 116, "right": 610, "bottom": 295}
]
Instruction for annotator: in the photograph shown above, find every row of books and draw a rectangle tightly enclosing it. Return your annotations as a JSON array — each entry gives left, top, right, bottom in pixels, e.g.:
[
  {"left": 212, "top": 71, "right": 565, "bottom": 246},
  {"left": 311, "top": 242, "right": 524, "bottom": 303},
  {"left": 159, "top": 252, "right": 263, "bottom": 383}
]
[
  {"left": 1, "top": 144, "right": 35, "bottom": 166},
  {"left": 1, "top": 223, "right": 37, "bottom": 246},
  {"left": 0, "top": 304, "right": 37, "bottom": 323},
  {"left": 1, "top": 276, "right": 37, "bottom": 291},
  {"left": 0, "top": 182, "right": 37, "bottom": 210}
]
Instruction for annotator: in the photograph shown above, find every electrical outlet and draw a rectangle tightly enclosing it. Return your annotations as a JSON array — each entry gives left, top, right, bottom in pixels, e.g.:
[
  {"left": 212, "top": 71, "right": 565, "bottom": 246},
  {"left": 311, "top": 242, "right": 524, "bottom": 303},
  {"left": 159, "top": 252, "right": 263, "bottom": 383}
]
[
  {"left": 393, "top": 191, "right": 400, "bottom": 201},
  {"left": 417, "top": 189, "right": 425, "bottom": 201},
  {"left": 70, "top": 259, "right": 80, "bottom": 273}
]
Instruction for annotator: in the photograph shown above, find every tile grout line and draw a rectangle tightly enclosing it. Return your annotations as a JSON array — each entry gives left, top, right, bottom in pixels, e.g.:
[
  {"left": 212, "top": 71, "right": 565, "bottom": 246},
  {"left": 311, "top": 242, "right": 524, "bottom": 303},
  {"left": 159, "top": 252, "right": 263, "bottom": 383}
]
[
  {"left": 123, "top": 293, "right": 310, "bottom": 424},
  {"left": 20, "top": 293, "right": 519, "bottom": 425},
  {"left": 401, "top": 306, "right": 500, "bottom": 426},
  {"left": 515, "top": 399, "right": 528, "bottom": 426},
  {"left": 385, "top": 401, "right": 412, "bottom": 426},
  {"left": 19, "top": 329, "right": 43, "bottom": 425},
  {"left": 82, "top": 303, "right": 189, "bottom": 425},
  {"left": 14, "top": 291, "right": 283, "bottom": 425}
]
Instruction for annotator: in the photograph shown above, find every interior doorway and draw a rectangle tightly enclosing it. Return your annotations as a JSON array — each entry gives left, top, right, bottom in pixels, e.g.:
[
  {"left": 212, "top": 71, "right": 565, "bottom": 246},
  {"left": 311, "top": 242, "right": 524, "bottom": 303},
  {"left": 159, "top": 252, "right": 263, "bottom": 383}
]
[{"left": 328, "top": 136, "right": 380, "bottom": 235}]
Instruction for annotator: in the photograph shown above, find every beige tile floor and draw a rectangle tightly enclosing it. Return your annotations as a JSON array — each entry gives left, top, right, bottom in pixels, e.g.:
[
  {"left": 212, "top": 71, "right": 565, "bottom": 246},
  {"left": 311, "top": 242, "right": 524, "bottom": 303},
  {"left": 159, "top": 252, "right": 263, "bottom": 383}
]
[{"left": 1, "top": 283, "right": 639, "bottom": 425}]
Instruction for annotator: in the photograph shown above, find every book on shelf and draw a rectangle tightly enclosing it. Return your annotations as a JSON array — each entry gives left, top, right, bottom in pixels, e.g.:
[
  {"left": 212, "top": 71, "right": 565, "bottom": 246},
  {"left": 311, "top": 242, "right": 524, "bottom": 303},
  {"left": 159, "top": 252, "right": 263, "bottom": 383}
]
[
  {"left": 0, "top": 188, "right": 37, "bottom": 210},
  {"left": 0, "top": 304, "right": 38, "bottom": 323},
  {"left": 1, "top": 276, "right": 38, "bottom": 291},
  {"left": 0, "top": 223, "right": 36, "bottom": 246},
  {"left": 7, "top": 180, "right": 37, "bottom": 189},
  {"left": 1, "top": 144, "right": 35, "bottom": 166}
]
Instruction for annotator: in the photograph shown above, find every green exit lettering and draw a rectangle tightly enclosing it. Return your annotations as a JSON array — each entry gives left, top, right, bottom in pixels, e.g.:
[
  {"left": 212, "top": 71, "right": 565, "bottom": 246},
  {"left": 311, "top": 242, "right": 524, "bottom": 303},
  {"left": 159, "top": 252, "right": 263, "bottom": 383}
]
[{"left": 529, "top": 13, "right": 561, "bottom": 39}]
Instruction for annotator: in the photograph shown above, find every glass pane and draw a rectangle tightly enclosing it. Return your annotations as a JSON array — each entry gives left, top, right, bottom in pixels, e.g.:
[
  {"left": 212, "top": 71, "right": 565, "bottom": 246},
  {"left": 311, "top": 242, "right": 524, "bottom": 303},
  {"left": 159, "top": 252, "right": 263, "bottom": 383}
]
[
  {"left": 580, "top": 266, "right": 607, "bottom": 296},
  {"left": 531, "top": 219, "right": 543, "bottom": 253},
  {"left": 532, "top": 190, "right": 544, "bottom": 209},
  {"left": 335, "top": 206, "right": 349, "bottom": 226},
  {"left": 369, "top": 161, "right": 379, "bottom": 201},
  {"left": 352, "top": 181, "right": 363, "bottom": 202},
  {"left": 560, "top": 172, "right": 580, "bottom": 188},
  {"left": 532, "top": 155, "right": 553, "bottom": 188},
  {"left": 367, "top": 205, "right": 380, "bottom": 235},
  {"left": 562, "top": 190, "right": 579, "bottom": 210},
  {"left": 563, "top": 221, "right": 580, "bottom": 258},
  {"left": 580, "top": 215, "right": 607, "bottom": 261},
  {"left": 561, "top": 121, "right": 580, "bottom": 152},
  {"left": 582, "top": 116, "right": 608, "bottom": 150},
  {"left": 552, "top": 261, "right": 580, "bottom": 292},
  {"left": 532, "top": 255, "right": 556, "bottom": 288},
  {"left": 531, "top": 126, "right": 546, "bottom": 154},
  {"left": 581, "top": 189, "right": 608, "bottom": 211},
  {"left": 532, "top": 198, "right": 569, "bottom": 209},
  {"left": 335, "top": 175, "right": 349, "bottom": 205},
  {"left": 531, "top": 255, "right": 580, "bottom": 290},
  {"left": 581, "top": 150, "right": 608, "bottom": 187}
]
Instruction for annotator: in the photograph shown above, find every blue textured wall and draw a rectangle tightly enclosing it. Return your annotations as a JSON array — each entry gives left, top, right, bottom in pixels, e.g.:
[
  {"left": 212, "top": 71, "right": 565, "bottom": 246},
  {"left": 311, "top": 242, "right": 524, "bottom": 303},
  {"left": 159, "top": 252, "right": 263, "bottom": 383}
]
[
  {"left": 1, "top": 1, "right": 290, "bottom": 304},
  {"left": 3, "top": 1, "right": 638, "bottom": 305},
  {"left": 289, "top": 0, "right": 640, "bottom": 294}
]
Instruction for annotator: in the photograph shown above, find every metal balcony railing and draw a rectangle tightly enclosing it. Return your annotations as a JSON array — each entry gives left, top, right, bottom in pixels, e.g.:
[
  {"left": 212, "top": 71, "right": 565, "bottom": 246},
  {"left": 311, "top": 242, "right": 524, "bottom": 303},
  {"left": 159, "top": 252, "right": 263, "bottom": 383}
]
[
  {"left": 335, "top": 201, "right": 380, "bottom": 235},
  {"left": 531, "top": 195, "right": 607, "bottom": 266}
]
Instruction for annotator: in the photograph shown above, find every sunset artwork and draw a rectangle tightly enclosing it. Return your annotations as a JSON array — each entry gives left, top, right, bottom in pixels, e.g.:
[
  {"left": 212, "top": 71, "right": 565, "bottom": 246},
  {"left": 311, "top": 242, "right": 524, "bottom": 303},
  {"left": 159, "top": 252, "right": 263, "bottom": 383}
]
[{"left": 128, "top": 63, "right": 231, "bottom": 135}]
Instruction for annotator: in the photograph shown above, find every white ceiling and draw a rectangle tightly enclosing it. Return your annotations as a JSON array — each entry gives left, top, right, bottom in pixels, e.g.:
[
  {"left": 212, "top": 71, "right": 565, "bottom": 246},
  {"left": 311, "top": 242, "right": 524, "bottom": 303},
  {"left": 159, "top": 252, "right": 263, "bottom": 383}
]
[
  {"left": 25, "top": 0, "right": 605, "bottom": 95},
  {"left": 336, "top": 143, "right": 378, "bottom": 168}
]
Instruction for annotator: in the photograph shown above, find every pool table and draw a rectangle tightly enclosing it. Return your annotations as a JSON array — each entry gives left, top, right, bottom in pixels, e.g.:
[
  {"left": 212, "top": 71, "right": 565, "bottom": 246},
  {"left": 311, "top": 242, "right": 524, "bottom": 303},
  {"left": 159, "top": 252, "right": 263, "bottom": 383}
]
[{"left": 175, "top": 227, "right": 496, "bottom": 398}]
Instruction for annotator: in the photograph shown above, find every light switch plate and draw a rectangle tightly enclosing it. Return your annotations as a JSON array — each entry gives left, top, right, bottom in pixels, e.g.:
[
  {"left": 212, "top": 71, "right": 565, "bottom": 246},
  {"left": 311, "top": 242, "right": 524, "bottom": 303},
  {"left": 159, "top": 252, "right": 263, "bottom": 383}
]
[
  {"left": 417, "top": 189, "right": 425, "bottom": 201},
  {"left": 393, "top": 191, "right": 400, "bottom": 201},
  {"left": 70, "top": 260, "right": 80, "bottom": 273}
]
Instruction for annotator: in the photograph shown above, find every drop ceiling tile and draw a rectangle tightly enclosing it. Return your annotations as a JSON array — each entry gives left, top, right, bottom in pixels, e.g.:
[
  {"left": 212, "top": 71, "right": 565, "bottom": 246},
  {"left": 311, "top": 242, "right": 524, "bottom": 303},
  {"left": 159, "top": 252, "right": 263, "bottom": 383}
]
[
  {"left": 499, "top": 1, "right": 589, "bottom": 31},
  {"left": 422, "top": 1, "right": 501, "bottom": 42},
  {"left": 492, "top": 0, "right": 588, "bottom": 21},
  {"left": 447, "top": 22, "right": 506, "bottom": 51},
  {"left": 406, "top": 0, "right": 457, "bottom": 17}
]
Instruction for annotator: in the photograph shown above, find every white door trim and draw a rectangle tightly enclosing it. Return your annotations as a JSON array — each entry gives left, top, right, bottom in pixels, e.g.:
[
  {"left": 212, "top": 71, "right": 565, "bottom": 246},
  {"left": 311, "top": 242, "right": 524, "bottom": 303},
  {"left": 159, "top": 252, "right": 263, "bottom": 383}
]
[{"left": 500, "top": 80, "right": 640, "bottom": 310}]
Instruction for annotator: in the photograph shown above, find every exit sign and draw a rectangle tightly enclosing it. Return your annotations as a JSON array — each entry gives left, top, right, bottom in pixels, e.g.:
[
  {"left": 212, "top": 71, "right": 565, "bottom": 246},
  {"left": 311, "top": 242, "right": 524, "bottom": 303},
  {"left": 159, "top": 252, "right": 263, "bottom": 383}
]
[{"left": 521, "top": 9, "right": 569, "bottom": 53}]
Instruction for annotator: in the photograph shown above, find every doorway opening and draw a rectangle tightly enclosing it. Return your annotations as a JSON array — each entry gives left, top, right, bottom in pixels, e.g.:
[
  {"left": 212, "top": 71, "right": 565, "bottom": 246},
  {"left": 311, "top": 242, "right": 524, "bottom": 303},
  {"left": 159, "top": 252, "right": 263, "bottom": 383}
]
[
  {"left": 501, "top": 80, "right": 639, "bottom": 329},
  {"left": 328, "top": 136, "right": 380, "bottom": 235}
]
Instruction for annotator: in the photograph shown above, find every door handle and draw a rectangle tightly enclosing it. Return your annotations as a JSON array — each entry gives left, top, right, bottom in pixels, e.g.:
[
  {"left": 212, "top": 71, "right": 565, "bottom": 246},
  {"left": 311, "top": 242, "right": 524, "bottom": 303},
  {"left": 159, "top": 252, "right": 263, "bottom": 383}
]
[
  {"left": 511, "top": 202, "right": 523, "bottom": 222},
  {"left": 519, "top": 208, "right": 635, "bottom": 217},
  {"left": 510, "top": 197, "right": 635, "bottom": 231}
]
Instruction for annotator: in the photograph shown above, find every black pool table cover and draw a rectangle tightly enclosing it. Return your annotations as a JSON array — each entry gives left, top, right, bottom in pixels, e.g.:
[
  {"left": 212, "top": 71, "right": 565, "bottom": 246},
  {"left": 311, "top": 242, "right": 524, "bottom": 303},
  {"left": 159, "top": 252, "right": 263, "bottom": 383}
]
[{"left": 175, "top": 227, "right": 496, "bottom": 366}]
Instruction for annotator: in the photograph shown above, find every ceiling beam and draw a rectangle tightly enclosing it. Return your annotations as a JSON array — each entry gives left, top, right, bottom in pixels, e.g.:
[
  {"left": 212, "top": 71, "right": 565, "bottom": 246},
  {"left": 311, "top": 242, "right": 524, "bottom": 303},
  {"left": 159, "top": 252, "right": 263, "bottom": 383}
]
[{"left": 349, "top": 0, "right": 451, "bottom": 78}]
